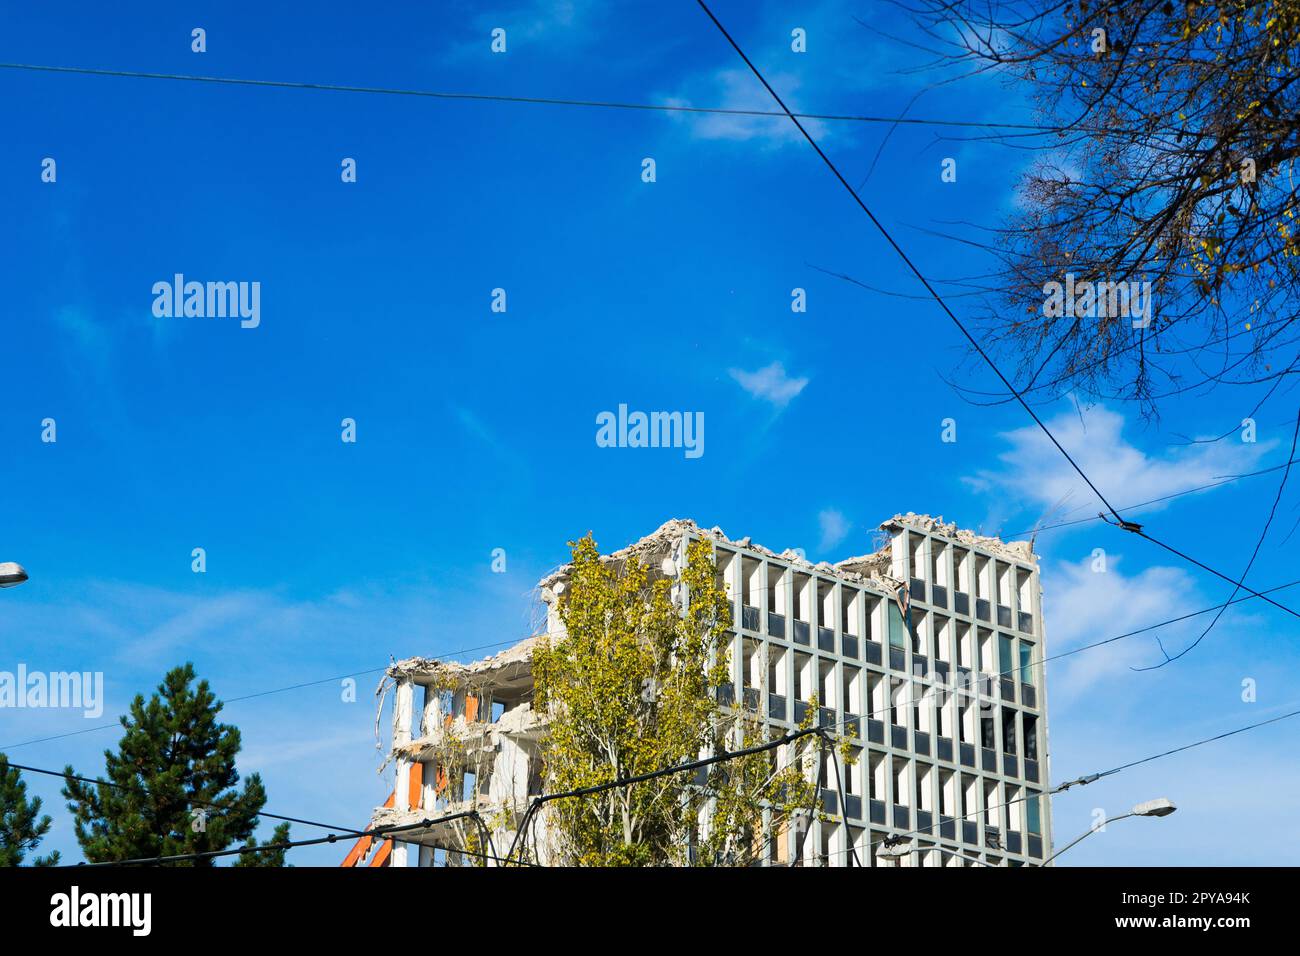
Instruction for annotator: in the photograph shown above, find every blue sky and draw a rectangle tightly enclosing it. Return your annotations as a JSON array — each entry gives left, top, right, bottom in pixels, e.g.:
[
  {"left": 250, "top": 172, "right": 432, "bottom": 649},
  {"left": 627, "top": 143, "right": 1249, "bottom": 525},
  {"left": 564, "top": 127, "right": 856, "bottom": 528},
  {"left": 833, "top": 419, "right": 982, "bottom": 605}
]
[{"left": 2, "top": 0, "right": 1298, "bottom": 866}]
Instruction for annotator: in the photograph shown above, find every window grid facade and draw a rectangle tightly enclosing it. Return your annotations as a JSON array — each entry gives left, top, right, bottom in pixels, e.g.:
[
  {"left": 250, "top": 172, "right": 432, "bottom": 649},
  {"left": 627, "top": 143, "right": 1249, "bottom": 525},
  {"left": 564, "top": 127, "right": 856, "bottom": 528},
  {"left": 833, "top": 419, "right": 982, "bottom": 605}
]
[{"left": 710, "top": 520, "right": 1053, "bottom": 867}]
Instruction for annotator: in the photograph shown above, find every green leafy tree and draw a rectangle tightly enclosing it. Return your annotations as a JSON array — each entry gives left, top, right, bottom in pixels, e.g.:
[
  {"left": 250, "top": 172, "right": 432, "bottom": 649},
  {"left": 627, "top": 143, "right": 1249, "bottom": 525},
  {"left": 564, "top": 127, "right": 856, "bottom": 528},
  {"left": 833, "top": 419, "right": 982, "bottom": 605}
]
[
  {"left": 62, "top": 663, "right": 290, "bottom": 866},
  {"left": 532, "top": 534, "right": 819, "bottom": 866},
  {"left": 0, "top": 755, "right": 60, "bottom": 866}
]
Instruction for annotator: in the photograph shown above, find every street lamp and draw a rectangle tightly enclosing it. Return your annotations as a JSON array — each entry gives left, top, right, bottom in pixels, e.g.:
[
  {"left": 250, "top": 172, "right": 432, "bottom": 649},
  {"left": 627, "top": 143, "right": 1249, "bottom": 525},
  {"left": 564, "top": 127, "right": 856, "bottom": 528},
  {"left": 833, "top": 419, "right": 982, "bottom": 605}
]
[
  {"left": 875, "top": 798, "right": 1176, "bottom": 868},
  {"left": 1042, "top": 797, "right": 1176, "bottom": 865},
  {"left": 879, "top": 840, "right": 996, "bottom": 867},
  {"left": 0, "top": 562, "right": 28, "bottom": 588},
  {"left": 877, "top": 840, "right": 912, "bottom": 867}
]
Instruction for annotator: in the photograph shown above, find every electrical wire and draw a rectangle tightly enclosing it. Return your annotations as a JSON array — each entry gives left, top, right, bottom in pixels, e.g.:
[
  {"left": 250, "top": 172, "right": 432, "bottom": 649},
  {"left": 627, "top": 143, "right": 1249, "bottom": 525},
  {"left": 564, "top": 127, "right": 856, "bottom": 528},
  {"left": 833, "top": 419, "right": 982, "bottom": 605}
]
[
  {"left": 89, "top": 726, "right": 828, "bottom": 866},
  {"left": 76, "top": 807, "right": 484, "bottom": 867},
  {"left": 1002, "top": 455, "right": 1300, "bottom": 540},
  {"left": 503, "top": 723, "right": 825, "bottom": 864},
  {"left": 693, "top": 0, "right": 1125, "bottom": 526},
  {"left": 11, "top": 16, "right": 1298, "bottom": 865},
  {"left": 1134, "top": 411, "right": 1300, "bottom": 669},
  {"left": 0, "top": 636, "right": 526, "bottom": 752},
  {"left": 22, "top": 563, "right": 1300, "bottom": 864},
  {"left": 693, "top": 0, "right": 1300, "bottom": 625},
  {"left": 2, "top": 758, "right": 356, "bottom": 835},
  {"left": 0, "top": 61, "right": 1160, "bottom": 136},
  {"left": 65, "top": 669, "right": 1300, "bottom": 865},
  {"left": 832, "top": 703, "right": 1300, "bottom": 866}
]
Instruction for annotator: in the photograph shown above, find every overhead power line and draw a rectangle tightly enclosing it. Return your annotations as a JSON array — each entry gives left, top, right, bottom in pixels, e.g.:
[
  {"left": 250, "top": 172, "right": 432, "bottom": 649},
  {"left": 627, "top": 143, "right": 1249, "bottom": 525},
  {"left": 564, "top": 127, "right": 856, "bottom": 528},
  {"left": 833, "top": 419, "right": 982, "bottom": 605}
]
[
  {"left": 77, "top": 806, "right": 485, "bottom": 867},
  {"left": 1093, "top": 705, "right": 1300, "bottom": 778},
  {"left": 48, "top": 551, "right": 1300, "bottom": 867},
  {"left": 3, "top": 758, "right": 356, "bottom": 836},
  {"left": 1005, "top": 455, "right": 1300, "bottom": 540},
  {"left": 692, "top": 0, "right": 1300, "bottom": 625},
  {"left": 22, "top": 569, "right": 1300, "bottom": 864},
  {"left": 772, "top": 567, "right": 1300, "bottom": 744},
  {"left": 501, "top": 723, "right": 826, "bottom": 863},
  {"left": 96, "top": 696, "right": 1300, "bottom": 867},
  {"left": 1125, "top": 524, "right": 1300, "bottom": 620},
  {"left": 85, "top": 723, "right": 828, "bottom": 866},
  {"left": 10, "top": 20, "right": 1296, "bottom": 867},
  {"left": 858, "top": 703, "right": 1300, "bottom": 860},
  {"left": 3, "top": 761, "right": 523, "bottom": 867},
  {"left": 0, "top": 61, "right": 1163, "bottom": 136},
  {"left": 693, "top": 0, "right": 1126, "bottom": 526},
  {"left": 1135, "top": 412, "right": 1300, "bottom": 669},
  {"left": 0, "top": 636, "right": 525, "bottom": 752},
  {"left": 12, "top": 40, "right": 1286, "bottom": 612}
]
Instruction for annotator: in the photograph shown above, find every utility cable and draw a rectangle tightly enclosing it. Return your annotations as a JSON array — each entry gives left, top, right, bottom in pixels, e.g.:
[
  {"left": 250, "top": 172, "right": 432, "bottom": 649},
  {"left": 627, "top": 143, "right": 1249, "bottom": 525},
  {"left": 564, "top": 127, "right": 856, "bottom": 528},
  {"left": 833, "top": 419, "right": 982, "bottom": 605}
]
[
  {"left": 694, "top": 0, "right": 1300, "bottom": 623},
  {"left": 0, "top": 61, "right": 1161, "bottom": 136}
]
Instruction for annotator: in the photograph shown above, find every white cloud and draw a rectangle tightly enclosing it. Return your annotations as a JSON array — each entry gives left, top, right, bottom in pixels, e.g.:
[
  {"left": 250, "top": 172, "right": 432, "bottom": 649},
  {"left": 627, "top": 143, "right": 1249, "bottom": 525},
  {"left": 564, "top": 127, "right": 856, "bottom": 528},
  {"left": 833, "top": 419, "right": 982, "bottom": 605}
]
[
  {"left": 818, "top": 509, "right": 851, "bottom": 551},
  {"left": 966, "top": 403, "right": 1273, "bottom": 525},
  {"left": 729, "top": 361, "right": 808, "bottom": 406},
  {"left": 1042, "top": 553, "right": 1201, "bottom": 701},
  {"left": 663, "top": 68, "right": 827, "bottom": 147},
  {"left": 659, "top": 0, "right": 926, "bottom": 149}
]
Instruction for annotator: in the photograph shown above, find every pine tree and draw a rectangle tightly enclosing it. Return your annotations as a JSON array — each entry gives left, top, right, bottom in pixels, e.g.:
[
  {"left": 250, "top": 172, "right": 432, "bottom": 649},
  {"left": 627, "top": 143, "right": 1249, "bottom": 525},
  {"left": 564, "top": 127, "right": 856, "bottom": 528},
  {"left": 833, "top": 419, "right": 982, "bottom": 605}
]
[
  {"left": 235, "top": 821, "right": 292, "bottom": 867},
  {"left": 0, "top": 755, "right": 60, "bottom": 866},
  {"left": 62, "top": 663, "right": 290, "bottom": 865}
]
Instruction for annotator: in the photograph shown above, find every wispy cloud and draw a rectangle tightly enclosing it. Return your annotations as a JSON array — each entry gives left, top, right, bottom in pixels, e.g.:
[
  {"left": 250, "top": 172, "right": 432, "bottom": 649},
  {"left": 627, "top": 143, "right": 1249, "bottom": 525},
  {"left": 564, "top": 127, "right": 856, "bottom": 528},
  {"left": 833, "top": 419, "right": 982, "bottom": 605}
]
[
  {"left": 729, "top": 361, "right": 808, "bottom": 407},
  {"left": 818, "top": 508, "right": 851, "bottom": 551},
  {"left": 663, "top": 68, "right": 828, "bottom": 147},
  {"left": 52, "top": 305, "right": 111, "bottom": 373},
  {"left": 966, "top": 403, "right": 1274, "bottom": 528},
  {"left": 451, "top": 403, "right": 530, "bottom": 471},
  {"left": 660, "top": 0, "right": 925, "bottom": 149},
  {"left": 1044, "top": 554, "right": 1202, "bottom": 701}
]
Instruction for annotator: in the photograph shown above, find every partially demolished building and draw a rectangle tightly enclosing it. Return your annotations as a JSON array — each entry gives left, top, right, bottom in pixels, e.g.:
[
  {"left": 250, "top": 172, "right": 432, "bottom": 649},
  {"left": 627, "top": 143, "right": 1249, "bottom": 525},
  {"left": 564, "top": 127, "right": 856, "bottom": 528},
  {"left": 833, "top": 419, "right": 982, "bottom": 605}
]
[{"left": 343, "top": 514, "right": 1053, "bottom": 867}]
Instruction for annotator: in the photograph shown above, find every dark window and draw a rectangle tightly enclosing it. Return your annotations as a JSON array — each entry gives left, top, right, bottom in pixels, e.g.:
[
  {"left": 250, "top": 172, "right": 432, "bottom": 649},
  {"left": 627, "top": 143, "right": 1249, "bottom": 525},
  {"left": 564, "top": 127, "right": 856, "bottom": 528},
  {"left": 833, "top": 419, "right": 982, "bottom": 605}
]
[
  {"left": 818, "top": 627, "right": 835, "bottom": 653},
  {"left": 868, "top": 719, "right": 884, "bottom": 744},
  {"left": 1024, "top": 715, "right": 1038, "bottom": 761},
  {"left": 866, "top": 641, "right": 882, "bottom": 666},
  {"left": 793, "top": 620, "right": 810, "bottom": 645}
]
